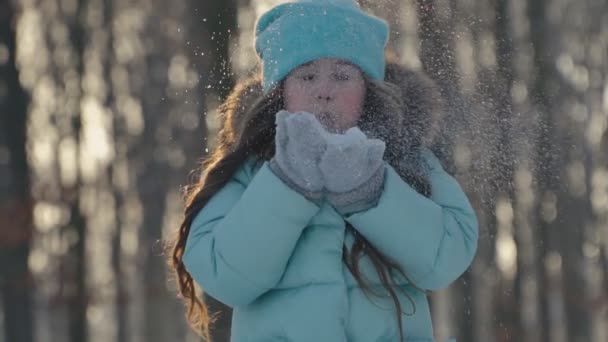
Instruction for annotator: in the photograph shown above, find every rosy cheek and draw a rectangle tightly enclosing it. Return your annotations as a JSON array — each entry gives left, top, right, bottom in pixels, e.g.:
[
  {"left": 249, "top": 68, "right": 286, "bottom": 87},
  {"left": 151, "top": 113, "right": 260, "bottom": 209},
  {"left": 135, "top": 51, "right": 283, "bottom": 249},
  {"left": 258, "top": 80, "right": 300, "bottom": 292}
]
[
  {"left": 284, "top": 92, "right": 306, "bottom": 112},
  {"left": 337, "top": 92, "right": 364, "bottom": 122}
]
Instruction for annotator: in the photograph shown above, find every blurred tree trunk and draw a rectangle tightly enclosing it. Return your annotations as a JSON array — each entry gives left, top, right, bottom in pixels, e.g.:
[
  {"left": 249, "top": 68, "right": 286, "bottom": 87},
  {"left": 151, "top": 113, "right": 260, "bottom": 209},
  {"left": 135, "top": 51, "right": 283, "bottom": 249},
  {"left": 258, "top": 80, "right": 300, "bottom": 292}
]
[
  {"left": 0, "top": 2, "right": 34, "bottom": 342},
  {"left": 196, "top": 0, "right": 238, "bottom": 99},
  {"left": 98, "top": 0, "right": 129, "bottom": 341},
  {"left": 528, "top": 0, "right": 568, "bottom": 336},
  {"left": 62, "top": 0, "right": 88, "bottom": 341},
  {"left": 135, "top": 1, "right": 182, "bottom": 340},
  {"left": 467, "top": 0, "right": 516, "bottom": 340},
  {"left": 505, "top": 0, "right": 543, "bottom": 340}
]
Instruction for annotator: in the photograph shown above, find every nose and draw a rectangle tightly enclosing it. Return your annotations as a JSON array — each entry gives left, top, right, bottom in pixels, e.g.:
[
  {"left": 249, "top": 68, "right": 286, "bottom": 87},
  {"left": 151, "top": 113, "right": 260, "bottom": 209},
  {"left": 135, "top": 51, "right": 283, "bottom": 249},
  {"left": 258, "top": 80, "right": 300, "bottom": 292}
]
[{"left": 315, "top": 79, "right": 334, "bottom": 102}]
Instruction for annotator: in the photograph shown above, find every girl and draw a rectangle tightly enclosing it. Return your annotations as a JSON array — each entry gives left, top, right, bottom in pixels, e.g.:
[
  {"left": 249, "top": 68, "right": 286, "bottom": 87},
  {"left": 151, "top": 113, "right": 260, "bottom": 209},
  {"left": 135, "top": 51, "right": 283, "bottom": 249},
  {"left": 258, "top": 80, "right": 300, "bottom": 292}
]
[{"left": 168, "top": 0, "right": 478, "bottom": 341}]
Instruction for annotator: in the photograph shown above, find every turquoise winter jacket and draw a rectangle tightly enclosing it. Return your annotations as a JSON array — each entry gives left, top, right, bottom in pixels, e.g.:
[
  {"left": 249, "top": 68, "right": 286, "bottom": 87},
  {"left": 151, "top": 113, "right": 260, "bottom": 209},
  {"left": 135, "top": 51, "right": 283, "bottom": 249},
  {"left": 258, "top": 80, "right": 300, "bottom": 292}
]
[{"left": 183, "top": 149, "right": 478, "bottom": 342}]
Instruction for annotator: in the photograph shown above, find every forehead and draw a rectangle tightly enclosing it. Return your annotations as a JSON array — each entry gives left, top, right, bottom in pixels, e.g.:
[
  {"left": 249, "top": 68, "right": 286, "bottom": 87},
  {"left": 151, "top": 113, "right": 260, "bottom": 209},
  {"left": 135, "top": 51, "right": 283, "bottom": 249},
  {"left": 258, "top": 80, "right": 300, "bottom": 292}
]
[{"left": 296, "top": 58, "right": 359, "bottom": 69}]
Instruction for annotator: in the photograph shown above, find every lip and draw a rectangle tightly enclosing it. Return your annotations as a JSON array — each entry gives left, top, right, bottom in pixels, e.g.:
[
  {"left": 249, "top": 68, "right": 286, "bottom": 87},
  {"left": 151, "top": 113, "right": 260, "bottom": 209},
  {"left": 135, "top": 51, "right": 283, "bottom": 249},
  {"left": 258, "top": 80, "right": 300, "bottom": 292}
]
[
  {"left": 318, "top": 111, "right": 333, "bottom": 119},
  {"left": 315, "top": 112, "right": 343, "bottom": 133},
  {"left": 315, "top": 111, "right": 333, "bottom": 124}
]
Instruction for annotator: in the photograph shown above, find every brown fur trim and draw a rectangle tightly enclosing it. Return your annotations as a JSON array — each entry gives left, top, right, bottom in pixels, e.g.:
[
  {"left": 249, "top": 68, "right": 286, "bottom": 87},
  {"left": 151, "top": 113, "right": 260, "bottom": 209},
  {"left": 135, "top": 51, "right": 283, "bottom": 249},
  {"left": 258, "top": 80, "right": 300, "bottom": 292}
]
[
  {"left": 220, "top": 60, "right": 443, "bottom": 147},
  {"left": 384, "top": 62, "right": 443, "bottom": 147}
]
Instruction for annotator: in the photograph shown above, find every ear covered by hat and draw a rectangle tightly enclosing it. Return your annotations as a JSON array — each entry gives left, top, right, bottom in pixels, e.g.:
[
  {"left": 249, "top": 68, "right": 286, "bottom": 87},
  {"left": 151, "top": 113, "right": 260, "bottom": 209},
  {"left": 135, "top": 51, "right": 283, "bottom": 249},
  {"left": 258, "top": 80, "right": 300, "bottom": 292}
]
[{"left": 254, "top": 0, "right": 390, "bottom": 92}]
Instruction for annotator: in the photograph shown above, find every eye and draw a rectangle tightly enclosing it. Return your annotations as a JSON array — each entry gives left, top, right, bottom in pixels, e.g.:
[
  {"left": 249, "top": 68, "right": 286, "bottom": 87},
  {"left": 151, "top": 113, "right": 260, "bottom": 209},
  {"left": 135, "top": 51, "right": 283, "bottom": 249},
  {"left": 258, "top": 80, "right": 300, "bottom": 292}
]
[
  {"left": 334, "top": 73, "right": 350, "bottom": 81},
  {"left": 301, "top": 74, "right": 315, "bottom": 81}
]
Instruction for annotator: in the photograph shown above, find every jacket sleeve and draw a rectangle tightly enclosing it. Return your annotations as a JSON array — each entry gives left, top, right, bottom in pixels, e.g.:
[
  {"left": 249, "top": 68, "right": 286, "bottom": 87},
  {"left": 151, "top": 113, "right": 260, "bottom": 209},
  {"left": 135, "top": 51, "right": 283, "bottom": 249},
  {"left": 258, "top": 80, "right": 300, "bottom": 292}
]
[
  {"left": 182, "top": 160, "right": 320, "bottom": 307},
  {"left": 345, "top": 149, "right": 478, "bottom": 291}
]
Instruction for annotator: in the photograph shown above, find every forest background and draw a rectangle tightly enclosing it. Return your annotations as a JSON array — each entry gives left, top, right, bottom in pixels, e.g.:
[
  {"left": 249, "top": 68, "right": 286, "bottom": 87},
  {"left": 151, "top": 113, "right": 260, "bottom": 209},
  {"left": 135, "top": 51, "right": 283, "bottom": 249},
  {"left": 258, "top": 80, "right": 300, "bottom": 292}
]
[{"left": 1, "top": 0, "right": 607, "bottom": 341}]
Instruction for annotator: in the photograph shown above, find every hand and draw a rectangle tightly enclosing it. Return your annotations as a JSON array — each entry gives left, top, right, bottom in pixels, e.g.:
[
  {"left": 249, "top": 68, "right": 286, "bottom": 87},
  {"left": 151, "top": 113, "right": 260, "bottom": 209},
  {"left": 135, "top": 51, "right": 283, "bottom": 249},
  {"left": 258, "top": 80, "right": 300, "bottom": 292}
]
[
  {"left": 319, "top": 127, "right": 386, "bottom": 213},
  {"left": 268, "top": 110, "right": 328, "bottom": 198}
]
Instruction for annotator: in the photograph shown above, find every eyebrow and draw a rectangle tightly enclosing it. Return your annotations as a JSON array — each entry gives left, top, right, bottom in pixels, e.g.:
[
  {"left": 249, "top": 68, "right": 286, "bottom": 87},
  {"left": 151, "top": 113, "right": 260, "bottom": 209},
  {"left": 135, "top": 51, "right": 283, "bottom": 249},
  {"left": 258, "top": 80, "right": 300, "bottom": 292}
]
[
  {"left": 298, "top": 60, "right": 357, "bottom": 69},
  {"left": 336, "top": 60, "right": 356, "bottom": 67}
]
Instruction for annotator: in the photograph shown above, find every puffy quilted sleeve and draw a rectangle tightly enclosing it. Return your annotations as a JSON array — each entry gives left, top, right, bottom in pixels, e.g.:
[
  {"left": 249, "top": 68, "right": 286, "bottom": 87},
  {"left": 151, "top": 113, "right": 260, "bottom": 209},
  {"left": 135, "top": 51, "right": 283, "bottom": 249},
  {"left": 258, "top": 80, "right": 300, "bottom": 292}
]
[
  {"left": 183, "top": 159, "right": 320, "bottom": 307},
  {"left": 344, "top": 149, "right": 478, "bottom": 290}
]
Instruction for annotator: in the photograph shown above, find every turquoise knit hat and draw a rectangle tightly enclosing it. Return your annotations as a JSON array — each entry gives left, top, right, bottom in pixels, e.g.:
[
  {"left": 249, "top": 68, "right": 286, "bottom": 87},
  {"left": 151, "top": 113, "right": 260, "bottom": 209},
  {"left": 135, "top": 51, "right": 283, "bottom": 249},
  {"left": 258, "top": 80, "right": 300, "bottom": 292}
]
[{"left": 254, "top": 0, "right": 389, "bottom": 92}]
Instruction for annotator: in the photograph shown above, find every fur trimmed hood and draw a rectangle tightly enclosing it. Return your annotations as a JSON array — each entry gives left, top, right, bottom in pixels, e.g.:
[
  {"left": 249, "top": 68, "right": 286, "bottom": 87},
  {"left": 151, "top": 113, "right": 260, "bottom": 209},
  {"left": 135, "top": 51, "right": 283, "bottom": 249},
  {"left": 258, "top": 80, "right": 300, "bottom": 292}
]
[
  {"left": 384, "top": 61, "right": 443, "bottom": 148},
  {"left": 217, "top": 61, "right": 442, "bottom": 150}
]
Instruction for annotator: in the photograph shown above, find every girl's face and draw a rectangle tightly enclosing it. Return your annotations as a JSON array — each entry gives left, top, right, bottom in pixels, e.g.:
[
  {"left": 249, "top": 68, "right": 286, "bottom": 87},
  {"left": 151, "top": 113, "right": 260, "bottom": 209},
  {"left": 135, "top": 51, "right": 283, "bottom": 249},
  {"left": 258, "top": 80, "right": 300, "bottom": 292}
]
[{"left": 283, "top": 58, "right": 366, "bottom": 133}]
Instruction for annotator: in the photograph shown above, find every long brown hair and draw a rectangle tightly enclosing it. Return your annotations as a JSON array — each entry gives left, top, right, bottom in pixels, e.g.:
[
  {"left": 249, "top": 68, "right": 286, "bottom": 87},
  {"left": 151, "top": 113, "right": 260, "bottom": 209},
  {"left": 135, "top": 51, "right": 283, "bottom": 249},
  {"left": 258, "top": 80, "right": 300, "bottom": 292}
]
[{"left": 167, "top": 63, "right": 440, "bottom": 341}]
